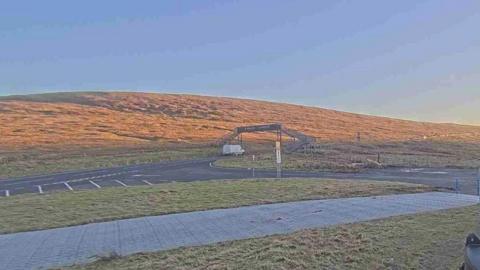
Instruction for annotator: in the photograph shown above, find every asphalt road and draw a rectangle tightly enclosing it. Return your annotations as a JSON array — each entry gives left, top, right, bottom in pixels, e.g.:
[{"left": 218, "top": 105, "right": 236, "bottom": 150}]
[{"left": 0, "top": 158, "right": 479, "bottom": 197}]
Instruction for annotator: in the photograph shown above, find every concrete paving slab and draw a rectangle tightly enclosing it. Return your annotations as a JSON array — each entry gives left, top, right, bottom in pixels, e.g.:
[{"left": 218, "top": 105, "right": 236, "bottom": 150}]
[{"left": 0, "top": 192, "right": 478, "bottom": 270}]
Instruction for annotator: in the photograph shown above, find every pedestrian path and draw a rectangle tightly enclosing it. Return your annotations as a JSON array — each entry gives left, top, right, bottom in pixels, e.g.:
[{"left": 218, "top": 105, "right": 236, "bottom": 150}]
[{"left": 0, "top": 192, "right": 477, "bottom": 270}]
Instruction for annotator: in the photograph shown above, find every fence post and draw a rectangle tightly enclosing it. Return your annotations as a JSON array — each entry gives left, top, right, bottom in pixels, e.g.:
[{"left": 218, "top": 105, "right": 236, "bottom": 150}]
[{"left": 477, "top": 168, "right": 480, "bottom": 198}]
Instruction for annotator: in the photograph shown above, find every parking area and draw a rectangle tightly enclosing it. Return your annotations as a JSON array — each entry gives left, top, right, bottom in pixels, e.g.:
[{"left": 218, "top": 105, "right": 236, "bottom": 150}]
[
  {"left": 1, "top": 180, "right": 117, "bottom": 197},
  {"left": 1, "top": 158, "right": 479, "bottom": 197},
  {"left": 0, "top": 176, "right": 181, "bottom": 197}
]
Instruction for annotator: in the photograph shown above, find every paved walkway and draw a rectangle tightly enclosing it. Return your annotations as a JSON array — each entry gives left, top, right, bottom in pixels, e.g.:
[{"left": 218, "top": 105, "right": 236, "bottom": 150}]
[{"left": 0, "top": 192, "right": 478, "bottom": 270}]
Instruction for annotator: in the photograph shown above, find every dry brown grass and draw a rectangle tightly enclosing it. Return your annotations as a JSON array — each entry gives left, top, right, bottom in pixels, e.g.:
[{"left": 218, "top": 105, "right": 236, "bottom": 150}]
[
  {"left": 1, "top": 92, "right": 480, "bottom": 152},
  {"left": 2, "top": 92, "right": 479, "bottom": 177}
]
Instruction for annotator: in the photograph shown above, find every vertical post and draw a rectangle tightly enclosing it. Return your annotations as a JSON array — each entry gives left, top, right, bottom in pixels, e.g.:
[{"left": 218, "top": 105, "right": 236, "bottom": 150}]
[
  {"left": 275, "top": 140, "right": 282, "bottom": 178},
  {"left": 477, "top": 168, "right": 480, "bottom": 198},
  {"left": 455, "top": 179, "right": 459, "bottom": 194},
  {"left": 252, "top": 155, "right": 256, "bottom": 178},
  {"left": 280, "top": 129, "right": 282, "bottom": 149}
]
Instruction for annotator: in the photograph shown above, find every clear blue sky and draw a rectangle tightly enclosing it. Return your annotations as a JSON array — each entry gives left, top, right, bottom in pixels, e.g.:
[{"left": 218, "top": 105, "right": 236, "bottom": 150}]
[{"left": 1, "top": 0, "right": 479, "bottom": 124}]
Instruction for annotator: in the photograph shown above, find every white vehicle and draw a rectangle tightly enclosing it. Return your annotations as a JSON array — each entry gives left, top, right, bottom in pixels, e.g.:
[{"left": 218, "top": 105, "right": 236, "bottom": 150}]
[{"left": 222, "top": 144, "right": 245, "bottom": 156}]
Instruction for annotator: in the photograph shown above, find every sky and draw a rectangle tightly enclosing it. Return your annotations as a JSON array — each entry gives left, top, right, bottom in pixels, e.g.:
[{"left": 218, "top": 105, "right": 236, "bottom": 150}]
[{"left": 1, "top": 0, "right": 479, "bottom": 125}]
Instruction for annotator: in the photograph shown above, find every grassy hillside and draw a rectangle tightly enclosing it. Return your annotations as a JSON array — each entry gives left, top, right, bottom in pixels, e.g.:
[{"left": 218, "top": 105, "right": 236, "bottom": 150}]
[
  {"left": 1, "top": 92, "right": 480, "bottom": 178},
  {"left": 1, "top": 92, "right": 480, "bottom": 151}
]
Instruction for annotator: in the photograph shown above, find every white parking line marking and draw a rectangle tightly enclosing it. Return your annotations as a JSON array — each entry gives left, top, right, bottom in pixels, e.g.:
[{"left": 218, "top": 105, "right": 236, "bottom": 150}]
[
  {"left": 89, "top": 180, "right": 101, "bottom": 189},
  {"left": 142, "top": 180, "right": 153, "bottom": 186},
  {"left": 401, "top": 168, "right": 425, "bottom": 173},
  {"left": 422, "top": 171, "right": 448, "bottom": 175},
  {"left": 5, "top": 190, "right": 9, "bottom": 197},
  {"left": 115, "top": 180, "right": 128, "bottom": 187},
  {"left": 64, "top": 182, "right": 74, "bottom": 191},
  {"left": 37, "top": 185, "right": 44, "bottom": 194}
]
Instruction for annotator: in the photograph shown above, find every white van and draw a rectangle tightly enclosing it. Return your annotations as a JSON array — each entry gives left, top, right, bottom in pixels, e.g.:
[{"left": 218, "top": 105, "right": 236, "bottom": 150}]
[{"left": 222, "top": 144, "right": 245, "bottom": 156}]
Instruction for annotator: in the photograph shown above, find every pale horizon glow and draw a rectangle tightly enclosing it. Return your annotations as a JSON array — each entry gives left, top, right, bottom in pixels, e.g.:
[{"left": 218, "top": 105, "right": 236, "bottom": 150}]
[{"left": 1, "top": 1, "right": 479, "bottom": 125}]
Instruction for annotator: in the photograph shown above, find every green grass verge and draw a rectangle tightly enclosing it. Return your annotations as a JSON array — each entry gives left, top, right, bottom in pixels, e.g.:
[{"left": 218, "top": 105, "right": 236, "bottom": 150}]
[
  {"left": 0, "top": 146, "right": 217, "bottom": 179},
  {"left": 0, "top": 178, "right": 434, "bottom": 234},
  {"left": 65, "top": 205, "right": 478, "bottom": 270},
  {"left": 215, "top": 141, "right": 480, "bottom": 172}
]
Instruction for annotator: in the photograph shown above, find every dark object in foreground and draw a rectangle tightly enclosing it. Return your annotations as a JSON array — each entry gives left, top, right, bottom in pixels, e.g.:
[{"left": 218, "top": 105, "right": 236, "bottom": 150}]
[{"left": 463, "top": 234, "right": 480, "bottom": 270}]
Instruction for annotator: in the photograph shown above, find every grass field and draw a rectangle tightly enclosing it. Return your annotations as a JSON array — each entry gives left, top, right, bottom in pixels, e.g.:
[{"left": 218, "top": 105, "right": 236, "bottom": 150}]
[
  {"left": 216, "top": 140, "right": 480, "bottom": 172},
  {"left": 0, "top": 178, "right": 434, "bottom": 234},
  {"left": 64, "top": 205, "right": 478, "bottom": 270},
  {"left": 3, "top": 139, "right": 479, "bottom": 179},
  {"left": 0, "top": 145, "right": 217, "bottom": 179}
]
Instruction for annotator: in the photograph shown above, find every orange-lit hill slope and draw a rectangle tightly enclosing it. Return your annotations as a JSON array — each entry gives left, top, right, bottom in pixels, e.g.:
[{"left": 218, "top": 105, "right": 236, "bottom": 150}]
[{"left": 1, "top": 92, "right": 479, "bottom": 150}]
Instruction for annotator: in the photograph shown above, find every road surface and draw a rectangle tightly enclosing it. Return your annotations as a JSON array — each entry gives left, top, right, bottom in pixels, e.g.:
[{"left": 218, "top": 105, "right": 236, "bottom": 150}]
[
  {"left": 0, "top": 158, "right": 478, "bottom": 196},
  {"left": 0, "top": 192, "right": 477, "bottom": 270}
]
